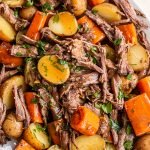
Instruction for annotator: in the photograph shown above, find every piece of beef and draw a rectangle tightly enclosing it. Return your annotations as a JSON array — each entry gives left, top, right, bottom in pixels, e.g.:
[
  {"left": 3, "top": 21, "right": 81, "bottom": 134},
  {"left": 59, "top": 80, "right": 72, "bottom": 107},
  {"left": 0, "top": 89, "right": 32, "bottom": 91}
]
[
  {"left": 110, "top": 19, "right": 131, "bottom": 26},
  {"left": 85, "top": 10, "right": 114, "bottom": 42},
  {"left": 0, "top": 98, "right": 6, "bottom": 126},
  {"left": 114, "top": 27, "right": 133, "bottom": 75},
  {"left": 15, "top": 19, "right": 30, "bottom": 31},
  {"left": 40, "top": 0, "right": 60, "bottom": 8},
  {"left": 0, "top": 65, "right": 18, "bottom": 84},
  {"left": 0, "top": 129, "right": 6, "bottom": 144},
  {"left": 117, "top": 128, "right": 126, "bottom": 150},
  {"left": 13, "top": 86, "right": 31, "bottom": 126},
  {"left": 112, "top": 0, "right": 147, "bottom": 28},
  {"left": 0, "top": 3, "right": 17, "bottom": 24},
  {"left": 21, "top": 35, "right": 37, "bottom": 45},
  {"left": 11, "top": 45, "right": 38, "bottom": 57},
  {"left": 59, "top": 130, "right": 69, "bottom": 150}
]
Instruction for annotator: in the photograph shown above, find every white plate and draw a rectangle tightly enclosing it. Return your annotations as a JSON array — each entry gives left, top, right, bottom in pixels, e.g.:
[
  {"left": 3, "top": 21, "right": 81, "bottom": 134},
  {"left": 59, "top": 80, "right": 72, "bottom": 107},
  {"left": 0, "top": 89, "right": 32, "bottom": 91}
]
[{"left": 0, "top": 0, "right": 150, "bottom": 149}]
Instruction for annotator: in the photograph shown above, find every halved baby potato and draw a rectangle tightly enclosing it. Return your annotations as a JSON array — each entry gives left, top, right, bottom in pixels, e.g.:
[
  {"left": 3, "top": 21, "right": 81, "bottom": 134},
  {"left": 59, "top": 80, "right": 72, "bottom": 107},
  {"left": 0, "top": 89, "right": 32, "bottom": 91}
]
[
  {"left": 0, "top": 16, "right": 16, "bottom": 42},
  {"left": 127, "top": 44, "right": 149, "bottom": 71},
  {"left": 92, "top": 3, "right": 121, "bottom": 22},
  {"left": 48, "top": 145, "right": 62, "bottom": 150},
  {"left": 70, "top": 0, "right": 87, "bottom": 16},
  {"left": 0, "top": 75, "right": 26, "bottom": 110},
  {"left": 48, "top": 12, "right": 78, "bottom": 36},
  {"left": 38, "top": 55, "right": 70, "bottom": 85},
  {"left": 71, "top": 135, "right": 105, "bottom": 150},
  {"left": 23, "top": 123, "right": 51, "bottom": 149},
  {"left": 2, "top": 0, "right": 25, "bottom": 7}
]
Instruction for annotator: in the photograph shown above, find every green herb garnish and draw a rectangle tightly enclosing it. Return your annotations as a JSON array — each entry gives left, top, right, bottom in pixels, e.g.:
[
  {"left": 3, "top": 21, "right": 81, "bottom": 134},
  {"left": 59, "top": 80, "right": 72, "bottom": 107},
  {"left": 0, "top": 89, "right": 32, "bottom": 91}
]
[
  {"left": 127, "top": 74, "right": 132, "bottom": 80},
  {"left": 31, "top": 98, "right": 38, "bottom": 104},
  {"left": 14, "top": 9, "right": 19, "bottom": 17},
  {"left": 113, "top": 38, "right": 122, "bottom": 46},
  {"left": 22, "top": 44, "right": 31, "bottom": 49},
  {"left": 37, "top": 40, "right": 46, "bottom": 56},
  {"left": 126, "top": 124, "right": 132, "bottom": 135},
  {"left": 58, "top": 59, "right": 68, "bottom": 65},
  {"left": 110, "top": 119, "right": 120, "bottom": 132},
  {"left": 124, "top": 140, "right": 133, "bottom": 150},
  {"left": 42, "top": 2, "right": 53, "bottom": 12},
  {"left": 101, "top": 103, "right": 112, "bottom": 114},
  {"left": 92, "top": 9, "right": 98, "bottom": 15},
  {"left": 16, "top": 52, "right": 22, "bottom": 57},
  {"left": 24, "top": 0, "right": 34, "bottom": 7}
]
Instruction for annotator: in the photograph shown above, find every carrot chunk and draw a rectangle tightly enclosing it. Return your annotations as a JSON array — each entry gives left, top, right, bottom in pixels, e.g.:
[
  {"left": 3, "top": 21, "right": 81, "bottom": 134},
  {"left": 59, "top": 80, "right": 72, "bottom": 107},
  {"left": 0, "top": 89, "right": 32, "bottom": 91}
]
[
  {"left": 125, "top": 93, "right": 150, "bottom": 136},
  {"left": 70, "top": 106, "right": 100, "bottom": 136}
]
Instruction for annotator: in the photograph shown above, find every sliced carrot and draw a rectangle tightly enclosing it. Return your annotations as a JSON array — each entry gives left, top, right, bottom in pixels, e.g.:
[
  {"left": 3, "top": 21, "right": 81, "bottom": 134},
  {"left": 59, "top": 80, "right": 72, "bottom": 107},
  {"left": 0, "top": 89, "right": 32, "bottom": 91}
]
[
  {"left": 88, "top": 0, "right": 105, "bottom": 6},
  {"left": 24, "top": 92, "right": 43, "bottom": 123},
  {"left": 0, "top": 42, "right": 23, "bottom": 67},
  {"left": 70, "top": 106, "right": 100, "bottom": 136},
  {"left": 125, "top": 93, "right": 150, "bottom": 136},
  {"left": 15, "top": 139, "right": 35, "bottom": 150},
  {"left": 118, "top": 23, "right": 137, "bottom": 45},
  {"left": 137, "top": 76, "right": 150, "bottom": 98},
  {"left": 47, "top": 119, "right": 63, "bottom": 145},
  {"left": 26, "top": 11, "right": 47, "bottom": 40}
]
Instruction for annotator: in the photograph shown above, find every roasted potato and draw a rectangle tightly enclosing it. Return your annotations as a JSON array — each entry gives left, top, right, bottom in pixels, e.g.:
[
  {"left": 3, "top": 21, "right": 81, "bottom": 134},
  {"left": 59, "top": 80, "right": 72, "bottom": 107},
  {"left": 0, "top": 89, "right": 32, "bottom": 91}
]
[
  {"left": 71, "top": 135, "right": 105, "bottom": 150},
  {"left": 104, "top": 44, "right": 115, "bottom": 61},
  {"left": 134, "top": 134, "right": 150, "bottom": 150},
  {"left": 70, "top": 0, "right": 87, "bottom": 16},
  {"left": 127, "top": 44, "right": 149, "bottom": 71},
  {"left": 0, "top": 16, "right": 16, "bottom": 42},
  {"left": 23, "top": 123, "right": 51, "bottom": 149},
  {"left": 0, "top": 75, "right": 26, "bottom": 109},
  {"left": 48, "top": 12, "right": 78, "bottom": 36},
  {"left": 2, "top": 113, "right": 23, "bottom": 139},
  {"left": 19, "top": 6, "right": 37, "bottom": 20},
  {"left": 121, "top": 73, "right": 138, "bottom": 94},
  {"left": 2, "top": 0, "right": 25, "bottom": 7},
  {"left": 106, "top": 143, "right": 116, "bottom": 150},
  {"left": 48, "top": 145, "right": 62, "bottom": 150},
  {"left": 38, "top": 55, "right": 70, "bottom": 85},
  {"left": 92, "top": 3, "right": 121, "bottom": 22}
]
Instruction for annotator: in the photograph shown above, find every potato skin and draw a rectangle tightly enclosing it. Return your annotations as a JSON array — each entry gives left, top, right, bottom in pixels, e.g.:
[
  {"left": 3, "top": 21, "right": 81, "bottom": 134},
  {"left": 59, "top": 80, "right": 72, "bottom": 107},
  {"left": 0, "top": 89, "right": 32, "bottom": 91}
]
[
  {"left": 71, "top": 0, "right": 87, "bottom": 16},
  {"left": 0, "top": 75, "right": 26, "bottom": 109},
  {"left": 20, "top": 6, "right": 37, "bottom": 20},
  {"left": 24, "top": 123, "right": 50, "bottom": 149},
  {"left": 2, "top": 113, "right": 23, "bottom": 139},
  {"left": 134, "top": 134, "right": 150, "bottom": 150}
]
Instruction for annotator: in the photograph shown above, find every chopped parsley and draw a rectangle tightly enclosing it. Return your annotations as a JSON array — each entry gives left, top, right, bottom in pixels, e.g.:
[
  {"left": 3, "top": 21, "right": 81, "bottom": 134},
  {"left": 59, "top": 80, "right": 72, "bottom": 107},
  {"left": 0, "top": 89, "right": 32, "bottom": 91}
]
[
  {"left": 36, "top": 124, "right": 46, "bottom": 132},
  {"left": 25, "top": 57, "right": 32, "bottom": 62},
  {"left": 124, "top": 140, "right": 133, "bottom": 150},
  {"left": 37, "top": 41, "right": 47, "bottom": 56},
  {"left": 54, "top": 46, "right": 60, "bottom": 51},
  {"left": 101, "top": 103, "right": 112, "bottom": 114},
  {"left": 53, "top": 14, "right": 59, "bottom": 23},
  {"left": 31, "top": 98, "right": 38, "bottom": 104},
  {"left": 24, "top": 0, "right": 34, "bottom": 7},
  {"left": 78, "top": 24, "right": 82, "bottom": 30},
  {"left": 92, "top": 9, "right": 98, "bottom": 15},
  {"left": 118, "top": 88, "right": 124, "bottom": 100},
  {"left": 22, "top": 44, "right": 31, "bottom": 49},
  {"left": 127, "top": 74, "right": 132, "bottom": 80},
  {"left": 16, "top": 52, "right": 22, "bottom": 57},
  {"left": 91, "top": 46, "right": 97, "bottom": 52},
  {"left": 58, "top": 59, "right": 68, "bottom": 65},
  {"left": 113, "top": 38, "right": 122, "bottom": 46},
  {"left": 93, "top": 92, "right": 100, "bottom": 98},
  {"left": 14, "top": 9, "right": 19, "bottom": 17},
  {"left": 126, "top": 124, "right": 132, "bottom": 135},
  {"left": 42, "top": 2, "right": 53, "bottom": 13},
  {"left": 110, "top": 119, "right": 120, "bottom": 132},
  {"left": 92, "top": 56, "right": 98, "bottom": 64}
]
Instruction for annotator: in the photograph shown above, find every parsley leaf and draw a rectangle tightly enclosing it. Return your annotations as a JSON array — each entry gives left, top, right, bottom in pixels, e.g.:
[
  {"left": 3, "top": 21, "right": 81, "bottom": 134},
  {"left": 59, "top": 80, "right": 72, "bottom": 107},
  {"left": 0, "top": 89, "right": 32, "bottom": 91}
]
[
  {"left": 42, "top": 2, "right": 53, "bottom": 12},
  {"left": 124, "top": 140, "right": 133, "bottom": 150},
  {"left": 53, "top": 14, "right": 59, "bottom": 23},
  {"left": 37, "top": 41, "right": 46, "bottom": 56},
  {"left": 113, "top": 38, "right": 122, "bottom": 46},
  {"left": 101, "top": 103, "right": 112, "bottom": 114},
  {"left": 118, "top": 88, "right": 124, "bottom": 100},
  {"left": 31, "top": 98, "right": 38, "bottom": 104},
  {"left": 14, "top": 9, "right": 19, "bottom": 17},
  {"left": 22, "top": 44, "right": 31, "bottom": 49},
  {"left": 58, "top": 59, "right": 68, "bottom": 65},
  {"left": 110, "top": 119, "right": 120, "bottom": 132},
  {"left": 92, "top": 9, "right": 98, "bottom": 15},
  {"left": 127, "top": 74, "right": 132, "bottom": 80},
  {"left": 91, "top": 46, "right": 97, "bottom": 52},
  {"left": 126, "top": 124, "right": 132, "bottom": 135},
  {"left": 36, "top": 124, "right": 46, "bottom": 132},
  {"left": 24, "top": 0, "right": 34, "bottom": 7},
  {"left": 16, "top": 52, "right": 23, "bottom": 57}
]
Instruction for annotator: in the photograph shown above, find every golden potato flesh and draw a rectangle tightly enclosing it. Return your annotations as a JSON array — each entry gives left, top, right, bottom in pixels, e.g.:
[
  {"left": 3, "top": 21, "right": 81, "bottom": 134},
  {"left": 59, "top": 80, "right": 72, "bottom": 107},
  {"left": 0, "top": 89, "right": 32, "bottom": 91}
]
[
  {"left": 92, "top": 3, "right": 121, "bottom": 22},
  {"left": 71, "top": 135, "right": 105, "bottom": 150},
  {"left": 38, "top": 55, "right": 70, "bottom": 85},
  {"left": 127, "top": 44, "right": 149, "bottom": 71},
  {"left": 106, "top": 143, "right": 116, "bottom": 150},
  {"left": 0, "top": 16, "right": 16, "bottom": 42},
  {"left": 71, "top": 0, "right": 87, "bottom": 16},
  {"left": 0, "top": 75, "right": 26, "bottom": 110},
  {"left": 48, "top": 12, "right": 78, "bottom": 36},
  {"left": 2, "top": 113, "right": 23, "bottom": 139},
  {"left": 48, "top": 145, "right": 62, "bottom": 150},
  {"left": 23, "top": 123, "right": 50, "bottom": 149},
  {"left": 2, "top": 0, "right": 25, "bottom": 7}
]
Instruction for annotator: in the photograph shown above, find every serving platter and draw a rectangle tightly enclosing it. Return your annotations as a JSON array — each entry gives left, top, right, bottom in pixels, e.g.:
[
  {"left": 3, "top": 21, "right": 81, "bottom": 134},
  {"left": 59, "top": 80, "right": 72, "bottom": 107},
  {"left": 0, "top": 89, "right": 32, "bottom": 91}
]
[{"left": 0, "top": 0, "right": 150, "bottom": 149}]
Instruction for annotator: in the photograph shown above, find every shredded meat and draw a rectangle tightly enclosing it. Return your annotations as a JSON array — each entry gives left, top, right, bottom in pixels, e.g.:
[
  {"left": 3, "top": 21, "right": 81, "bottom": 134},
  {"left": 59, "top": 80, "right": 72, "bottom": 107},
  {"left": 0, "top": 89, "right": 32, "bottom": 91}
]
[
  {"left": 11, "top": 45, "right": 38, "bottom": 57},
  {"left": 0, "top": 98, "right": 6, "bottom": 126},
  {"left": 15, "top": 19, "right": 29, "bottom": 31},
  {"left": 117, "top": 128, "right": 126, "bottom": 150},
  {"left": 21, "top": 35, "right": 37, "bottom": 45},
  {"left": 13, "top": 85, "right": 30, "bottom": 126},
  {"left": 40, "top": 0, "right": 60, "bottom": 7},
  {"left": 0, "top": 65, "right": 18, "bottom": 84},
  {"left": 0, "top": 129, "right": 6, "bottom": 144},
  {"left": 112, "top": 0, "right": 147, "bottom": 28}
]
